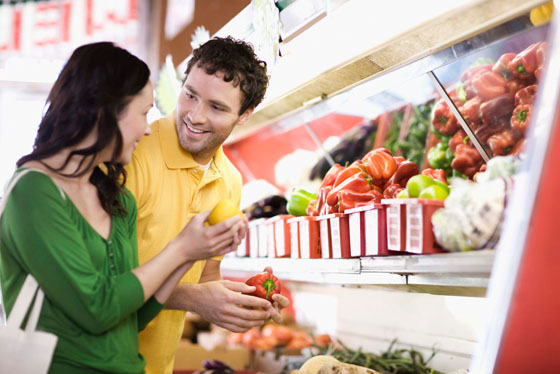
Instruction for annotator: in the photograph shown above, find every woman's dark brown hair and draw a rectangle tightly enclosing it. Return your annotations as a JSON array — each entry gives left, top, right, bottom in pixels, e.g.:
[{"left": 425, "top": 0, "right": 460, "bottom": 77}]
[
  {"left": 17, "top": 42, "right": 150, "bottom": 216},
  {"left": 186, "top": 36, "right": 269, "bottom": 115}
]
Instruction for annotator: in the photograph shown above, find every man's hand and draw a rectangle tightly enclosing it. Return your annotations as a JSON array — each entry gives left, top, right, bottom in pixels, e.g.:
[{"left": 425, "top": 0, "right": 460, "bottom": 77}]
[
  {"left": 262, "top": 266, "right": 290, "bottom": 324},
  {"left": 186, "top": 280, "right": 276, "bottom": 332}
]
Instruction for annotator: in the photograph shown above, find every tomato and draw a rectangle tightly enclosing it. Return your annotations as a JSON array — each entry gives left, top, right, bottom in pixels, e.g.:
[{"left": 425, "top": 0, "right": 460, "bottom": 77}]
[
  {"left": 315, "top": 334, "right": 332, "bottom": 347},
  {"left": 241, "top": 328, "right": 260, "bottom": 348}
]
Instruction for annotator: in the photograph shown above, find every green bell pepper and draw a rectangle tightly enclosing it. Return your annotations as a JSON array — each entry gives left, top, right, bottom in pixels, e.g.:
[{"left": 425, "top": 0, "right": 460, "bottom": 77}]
[{"left": 287, "top": 188, "right": 316, "bottom": 217}]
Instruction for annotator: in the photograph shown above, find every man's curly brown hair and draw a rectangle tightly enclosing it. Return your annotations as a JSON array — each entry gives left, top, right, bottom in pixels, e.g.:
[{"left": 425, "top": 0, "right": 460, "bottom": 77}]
[{"left": 185, "top": 36, "right": 269, "bottom": 115}]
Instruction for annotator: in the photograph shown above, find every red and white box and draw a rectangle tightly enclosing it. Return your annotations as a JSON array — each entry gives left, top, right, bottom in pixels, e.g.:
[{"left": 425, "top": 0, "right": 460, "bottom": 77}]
[
  {"left": 287, "top": 217, "right": 300, "bottom": 258},
  {"left": 315, "top": 215, "right": 332, "bottom": 258},
  {"left": 265, "top": 215, "right": 293, "bottom": 257},
  {"left": 288, "top": 216, "right": 321, "bottom": 258},
  {"left": 324, "top": 213, "right": 351, "bottom": 259},
  {"left": 248, "top": 218, "right": 266, "bottom": 258},
  {"left": 345, "top": 203, "right": 388, "bottom": 257},
  {"left": 382, "top": 199, "right": 445, "bottom": 254}
]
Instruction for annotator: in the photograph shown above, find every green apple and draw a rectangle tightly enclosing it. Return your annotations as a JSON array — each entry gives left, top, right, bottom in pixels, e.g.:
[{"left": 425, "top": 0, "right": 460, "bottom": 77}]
[
  {"left": 406, "top": 175, "right": 435, "bottom": 198},
  {"left": 433, "top": 179, "right": 450, "bottom": 195},
  {"left": 396, "top": 189, "right": 409, "bottom": 198},
  {"left": 418, "top": 185, "right": 449, "bottom": 200}
]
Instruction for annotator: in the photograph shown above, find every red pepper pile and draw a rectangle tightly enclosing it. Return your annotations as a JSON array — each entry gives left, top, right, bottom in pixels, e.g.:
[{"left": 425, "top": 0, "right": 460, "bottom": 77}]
[
  {"left": 307, "top": 148, "right": 420, "bottom": 215},
  {"left": 431, "top": 42, "right": 546, "bottom": 178}
]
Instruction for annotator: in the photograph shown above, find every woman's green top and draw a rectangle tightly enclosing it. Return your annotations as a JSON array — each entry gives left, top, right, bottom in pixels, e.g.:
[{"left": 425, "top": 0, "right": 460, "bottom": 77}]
[{"left": 0, "top": 169, "right": 164, "bottom": 374}]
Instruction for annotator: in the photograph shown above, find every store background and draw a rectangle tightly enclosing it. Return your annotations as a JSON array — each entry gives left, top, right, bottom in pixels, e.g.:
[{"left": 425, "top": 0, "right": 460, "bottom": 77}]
[{"left": 1, "top": 0, "right": 560, "bottom": 373}]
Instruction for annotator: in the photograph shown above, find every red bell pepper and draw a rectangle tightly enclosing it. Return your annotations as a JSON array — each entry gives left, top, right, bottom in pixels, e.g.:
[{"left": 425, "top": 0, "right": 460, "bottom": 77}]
[
  {"left": 245, "top": 272, "right": 281, "bottom": 301},
  {"left": 514, "top": 84, "right": 537, "bottom": 106},
  {"left": 460, "top": 64, "right": 493, "bottom": 101},
  {"left": 492, "top": 53, "right": 516, "bottom": 79},
  {"left": 459, "top": 96, "right": 482, "bottom": 129},
  {"left": 535, "top": 42, "right": 547, "bottom": 80},
  {"left": 451, "top": 144, "right": 483, "bottom": 178},
  {"left": 510, "top": 104, "right": 532, "bottom": 136},
  {"left": 383, "top": 160, "right": 419, "bottom": 189},
  {"left": 472, "top": 71, "right": 507, "bottom": 101},
  {"left": 362, "top": 148, "right": 397, "bottom": 185},
  {"left": 421, "top": 168, "right": 448, "bottom": 185},
  {"left": 487, "top": 128, "right": 517, "bottom": 156},
  {"left": 460, "top": 64, "right": 493, "bottom": 83},
  {"left": 326, "top": 172, "right": 372, "bottom": 207},
  {"left": 510, "top": 138, "right": 526, "bottom": 156},
  {"left": 338, "top": 189, "right": 382, "bottom": 212},
  {"left": 320, "top": 164, "right": 344, "bottom": 189},
  {"left": 479, "top": 93, "right": 515, "bottom": 127},
  {"left": 508, "top": 43, "right": 539, "bottom": 79},
  {"left": 383, "top": 184, "right": 404, "bottom": 199},
  {"left": 448, "top": 130, "right": 468, "bottom": 153},
  {"left": 333, "top": 160, "right": 365, "bottom": 188},
  {"left": 475, "top": 119, "right": 510, "bottom": 145},
  {"left": 431, "top": 99, "right": 459, "bottom": 135}
]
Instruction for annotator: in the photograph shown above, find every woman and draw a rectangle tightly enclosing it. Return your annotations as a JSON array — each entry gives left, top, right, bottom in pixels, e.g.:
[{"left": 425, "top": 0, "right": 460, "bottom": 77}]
[{"left": 0, "top": 42, "right": 244, "bottom": 374}]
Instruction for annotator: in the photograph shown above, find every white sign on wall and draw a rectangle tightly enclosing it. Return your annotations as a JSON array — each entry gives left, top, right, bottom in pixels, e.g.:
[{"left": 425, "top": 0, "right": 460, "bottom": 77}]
[{"left": 0, "top": 0, "right": 140, "bottom": 59}]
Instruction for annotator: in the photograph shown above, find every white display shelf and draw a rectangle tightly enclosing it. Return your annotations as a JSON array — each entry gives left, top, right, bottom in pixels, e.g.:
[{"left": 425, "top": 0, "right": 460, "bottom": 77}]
[{"left": 221, "top": 250, "right": 494, "bottom": 294}]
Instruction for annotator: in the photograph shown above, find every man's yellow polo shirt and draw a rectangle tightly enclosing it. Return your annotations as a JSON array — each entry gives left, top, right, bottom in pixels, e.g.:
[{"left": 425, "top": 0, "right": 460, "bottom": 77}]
[{"left": 124, "top": 113, "right": 242, "bottom": 374}]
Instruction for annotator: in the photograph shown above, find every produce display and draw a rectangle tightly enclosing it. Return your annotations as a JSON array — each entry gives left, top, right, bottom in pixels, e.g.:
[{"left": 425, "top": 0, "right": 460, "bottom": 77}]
[
  {"left": 245, "top": 272, "right": 282, "bottom": 301},
  {"left": 427, "top": 42, "right": 547, "bottom": 178},
  {"left": 306, "top": 148, "right": 420, "bottom": 215},
  {"left": 432, "top": 155, "right": 520, "bottom": 251},
  {"left": 292, "top": 339, "right": 442, "bottom": 374},
  {"left": 227, "top": 324, "right": 316, "bottom": 351}
]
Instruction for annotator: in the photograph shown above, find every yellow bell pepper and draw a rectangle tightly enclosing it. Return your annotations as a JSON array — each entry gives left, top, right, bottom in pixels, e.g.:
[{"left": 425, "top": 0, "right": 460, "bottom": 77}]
[{"left": 530, "top": 2, "right": 554, "bottom": 26}]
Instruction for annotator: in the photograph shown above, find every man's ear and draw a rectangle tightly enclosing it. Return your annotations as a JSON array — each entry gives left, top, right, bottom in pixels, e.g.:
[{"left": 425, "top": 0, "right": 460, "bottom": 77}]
[{"left": 237, "top": 107, "right": 255, "bottom": 126}]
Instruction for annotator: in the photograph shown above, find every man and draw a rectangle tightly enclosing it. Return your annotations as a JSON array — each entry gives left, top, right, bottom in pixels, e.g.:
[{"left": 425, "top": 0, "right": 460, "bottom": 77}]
[{"left": 125, "top": 37, "right": 289, "bottom": 374}]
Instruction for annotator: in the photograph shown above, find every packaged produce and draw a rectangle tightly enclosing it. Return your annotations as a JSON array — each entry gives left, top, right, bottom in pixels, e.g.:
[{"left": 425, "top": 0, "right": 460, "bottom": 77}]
[{"left": 432, "top": 155, "right": 520, "bottom": 251}]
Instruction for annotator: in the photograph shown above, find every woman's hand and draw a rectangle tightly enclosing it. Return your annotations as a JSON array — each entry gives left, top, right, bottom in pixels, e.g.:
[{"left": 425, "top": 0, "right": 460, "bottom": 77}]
[{"left": 172, "top": 211, "right": 245, "bottom": 262}]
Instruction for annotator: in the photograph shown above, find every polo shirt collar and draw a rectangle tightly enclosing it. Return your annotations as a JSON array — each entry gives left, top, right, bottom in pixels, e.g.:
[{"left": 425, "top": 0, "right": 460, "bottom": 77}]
[{"left": 160, "top": 111, "right": 228, "bottom": 174}]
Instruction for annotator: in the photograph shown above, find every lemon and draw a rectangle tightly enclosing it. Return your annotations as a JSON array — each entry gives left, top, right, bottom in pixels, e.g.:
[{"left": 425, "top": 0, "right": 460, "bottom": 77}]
[
  {"left": 406, "top": 175, "right": 435, "bottom": 198},
  {"left": 207, "top": 199, "right": 244, "bottom": 225}
]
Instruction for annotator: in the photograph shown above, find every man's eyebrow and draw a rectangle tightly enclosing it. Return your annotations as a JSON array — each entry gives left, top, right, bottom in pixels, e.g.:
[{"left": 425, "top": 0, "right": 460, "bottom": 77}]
[{"left": 185, "top": 84, "right": 232, "bottom": 111}]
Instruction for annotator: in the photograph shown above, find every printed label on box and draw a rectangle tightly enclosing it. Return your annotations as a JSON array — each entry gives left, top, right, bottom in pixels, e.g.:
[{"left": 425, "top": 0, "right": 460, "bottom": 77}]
[
  {"left": 249, "top": 227, "right": 259, "bottom": 258},
  {"left": 267, "top": 224, "right": 276, "bottom": 257},
  {"left": 290, "top": 222, "right": 299, "bottom": 258},
  {"left": 319, "top": 219, "right": 330, "bottom": 258},
  {"left": 275, "top": 221, "right": 286, "bottom": 256},
  {"left": 364, "top": 209, "right": 379, "bottom": 255},
  {"left": 386, "top": 205, "right": 401, "bottom": 251},
  {"left": 330, "top": 217, "right": 342, "bottom": 258},
  {"left": 300, "top": 220, "right": 310, "bottom": 258},
  {"left": 258, "top": 224, "right": 268, "bottom": 257},
  {"left": 349, "top": 213, "right": 361, "bottom": 257},
  {"left": 406, "top": 203, "right": 423, "bottom": 253}
]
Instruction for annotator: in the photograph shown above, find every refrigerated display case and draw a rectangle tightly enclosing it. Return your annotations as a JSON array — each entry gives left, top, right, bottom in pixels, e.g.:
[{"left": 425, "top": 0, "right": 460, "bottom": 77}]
[{"left": 203, "top": 0, "right": 559, "bottom": 372}]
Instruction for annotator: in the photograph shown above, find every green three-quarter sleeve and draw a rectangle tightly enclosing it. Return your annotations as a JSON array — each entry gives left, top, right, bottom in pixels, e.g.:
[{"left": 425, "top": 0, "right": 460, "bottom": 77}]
[{"left": 2, "top": 172, "right": 145, "bottom": 335}]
